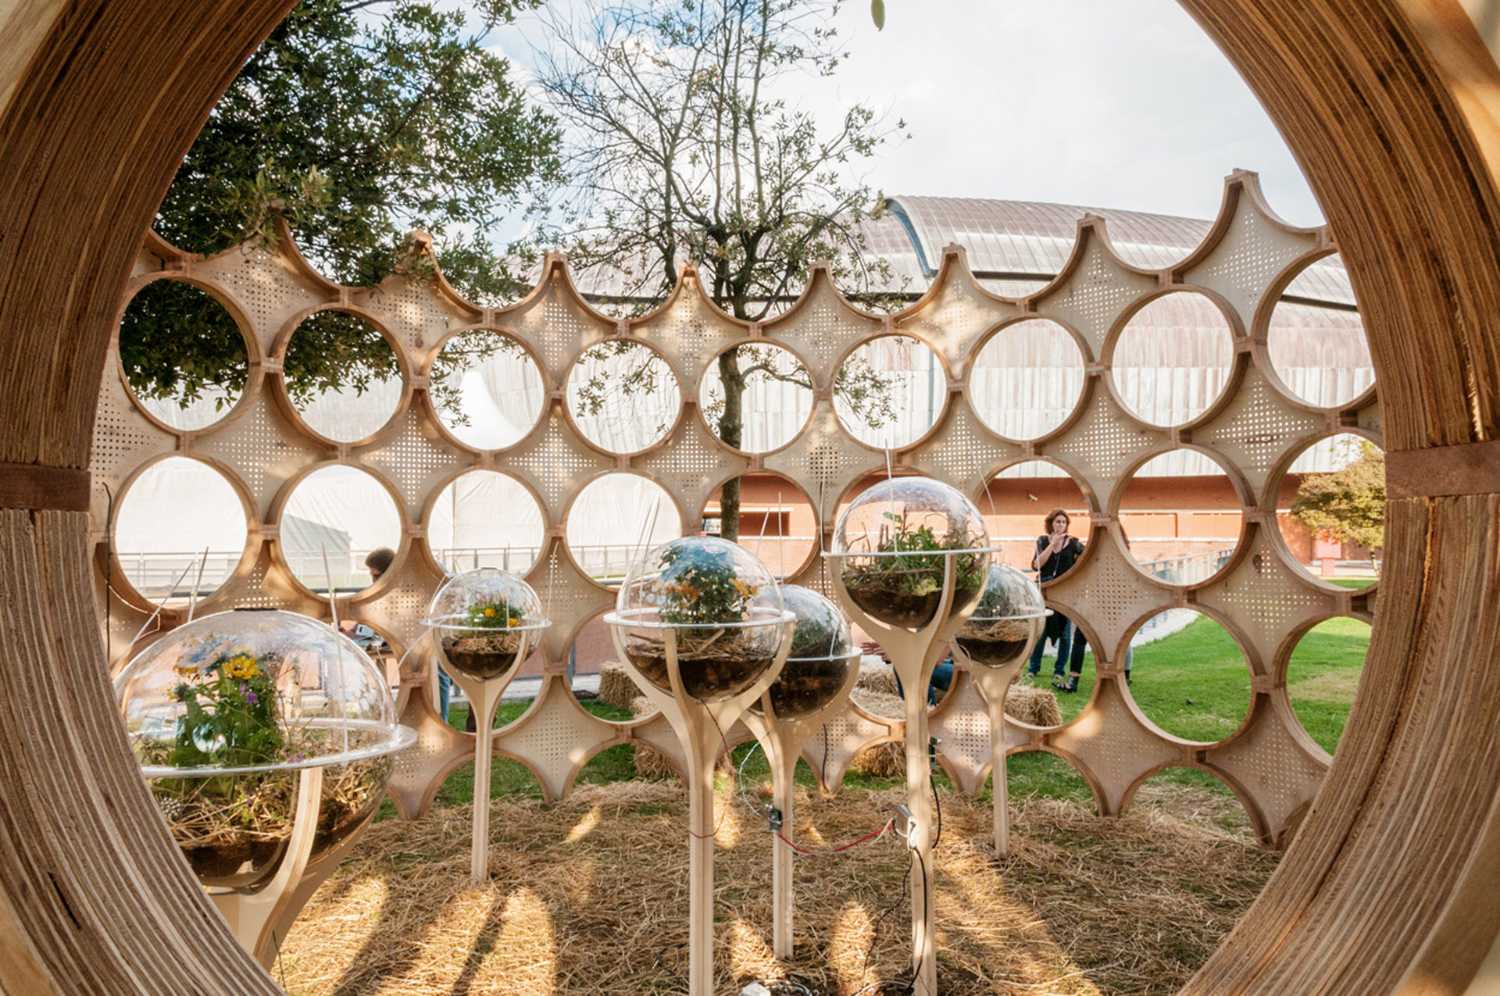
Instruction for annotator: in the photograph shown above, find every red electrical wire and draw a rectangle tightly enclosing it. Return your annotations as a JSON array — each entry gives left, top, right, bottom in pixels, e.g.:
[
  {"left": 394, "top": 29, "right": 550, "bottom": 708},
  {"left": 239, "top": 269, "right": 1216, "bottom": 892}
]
[{"left": 774, "top": 817, "right": 895, "bottom": 858}]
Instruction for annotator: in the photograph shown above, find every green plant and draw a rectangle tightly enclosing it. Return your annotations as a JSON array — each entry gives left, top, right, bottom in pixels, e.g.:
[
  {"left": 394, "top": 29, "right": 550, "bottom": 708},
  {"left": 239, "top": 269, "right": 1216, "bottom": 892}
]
[
  {"left": 651, "top": 543, "right": 760, "bottom": 626},
  {"left": 1291, "top": 440, "right": 1386, "bottom": 560},
  {"left": 462, "top": 599, "right": 526, "bottom": 630},
  {"left": 845, "top": 511, "right": 985, "bottom": 597},
  {"left": 166, "top": 651, "right": 283, "bottom": 770}
]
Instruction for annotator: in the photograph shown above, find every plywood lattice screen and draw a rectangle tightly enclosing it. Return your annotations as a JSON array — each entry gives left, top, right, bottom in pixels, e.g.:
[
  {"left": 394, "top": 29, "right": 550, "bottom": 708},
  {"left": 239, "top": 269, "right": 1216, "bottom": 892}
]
[{"left": 92, "top": 172, "right": 1378, "bottom": 847}]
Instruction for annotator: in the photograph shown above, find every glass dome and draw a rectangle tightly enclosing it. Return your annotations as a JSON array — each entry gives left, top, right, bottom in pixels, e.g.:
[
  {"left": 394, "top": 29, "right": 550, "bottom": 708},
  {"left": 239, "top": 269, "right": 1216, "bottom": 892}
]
[
  {"left": 610, "top": 536, "right": 788, "bottom": 703},
  {"left": 955, "top": 564, "right": 1047, "bottom": 668},
  {"left": 750, "top": 584, "right": 858, "bottom": 719},
  {"left": 114, "top": 609, "right": 411, "bottom": 891},
  {"left": 832, "top": 477, "right": 990, "bottom": 628},
  {"left": 424, "top": 568, "right": 549, "bottom": 680}
]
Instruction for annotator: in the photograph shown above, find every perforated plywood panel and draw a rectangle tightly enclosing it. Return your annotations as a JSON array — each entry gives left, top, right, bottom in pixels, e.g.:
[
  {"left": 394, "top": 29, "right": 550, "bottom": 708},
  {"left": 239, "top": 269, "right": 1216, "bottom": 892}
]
[{"left": 95, "top": 172, "right": 1376, "bottom": 844}]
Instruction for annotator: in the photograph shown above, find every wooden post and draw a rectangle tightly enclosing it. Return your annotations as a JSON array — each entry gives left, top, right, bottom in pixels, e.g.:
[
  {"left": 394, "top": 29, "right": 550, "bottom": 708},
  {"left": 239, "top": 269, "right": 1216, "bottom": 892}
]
[
  {"left": 438, "top": 630, "right": 535, "bottom": 887},
  {"left": 739, "top": 654, "right": 860, "bottom": 959},
  {"left": 607, "top": 617, "right": 794, "bottom": 996},
  {"left": 210, "top": 767, "right": 323, "bottom": 969},
  {"left": 957, "top": 659, "right": 1026, "bottom": 857},
  {"left": 829, "top": 555, "right": 970, "bottom": 996}
]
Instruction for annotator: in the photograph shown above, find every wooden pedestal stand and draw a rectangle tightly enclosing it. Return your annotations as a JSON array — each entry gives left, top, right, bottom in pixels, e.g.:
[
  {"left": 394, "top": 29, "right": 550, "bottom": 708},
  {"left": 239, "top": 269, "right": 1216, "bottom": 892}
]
[
  {"left": 208, "top": 731, "right": 415, "bottom": 970},
  {"left": 435, "top": 631, "right": 541, "bottom": 886},
  {"left": 738, "top": 654, "right": 861, "bottom": 959},
  {"left": 828, "top": 555, "right": 974, "bottom": 996},
  {"left": 606, "top": 616, "right": 795, "bottom": 996},
  {"left": 950, "top": 624, "right": 1043, "bottom": 858}
]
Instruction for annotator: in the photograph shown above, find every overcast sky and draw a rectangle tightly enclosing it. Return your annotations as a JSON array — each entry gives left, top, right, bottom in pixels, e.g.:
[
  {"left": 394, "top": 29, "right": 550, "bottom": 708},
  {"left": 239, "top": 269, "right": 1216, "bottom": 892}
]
[{"left": 488, "top": 0, "right": 1324, "bottom": 231}]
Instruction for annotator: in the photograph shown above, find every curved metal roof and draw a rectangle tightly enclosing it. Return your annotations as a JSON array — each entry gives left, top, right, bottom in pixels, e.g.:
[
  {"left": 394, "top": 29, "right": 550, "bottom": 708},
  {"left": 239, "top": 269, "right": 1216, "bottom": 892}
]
[{"left": 873, "top": 195, "right": 1354, "bottom": 306}]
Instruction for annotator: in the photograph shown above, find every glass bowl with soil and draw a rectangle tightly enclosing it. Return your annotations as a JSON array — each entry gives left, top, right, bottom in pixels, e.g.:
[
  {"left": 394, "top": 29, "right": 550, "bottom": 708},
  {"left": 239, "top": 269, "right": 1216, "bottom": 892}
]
[
  {"left": 608, "top": 537, "right": 792, "bottom": 703},
  {"left": 832, "top": 477, "right": 990, "bottom": 628},
  {"left": 424, "top": 568, "right": 549, "bottom": 681},
  {"left": 114, "top": 609, "right": 414, "bottom": 892},
  {"left": 748, "top": 584, "right": 859, "bottom": 720},
  {"left": 954, "top": 564, "right": 1047, "bottom": 668}
]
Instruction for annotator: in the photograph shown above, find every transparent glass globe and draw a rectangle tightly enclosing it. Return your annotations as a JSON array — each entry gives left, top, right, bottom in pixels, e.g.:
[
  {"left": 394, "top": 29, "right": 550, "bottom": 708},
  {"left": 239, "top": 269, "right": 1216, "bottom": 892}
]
[
  {"left": 611, "top": 536, "right": 788, "bottom": 702},
  {"left": 424, "top": 568, "right": 548, "bottom": 680},
  {"left": 750, "top": 584, "right": 858, "bottom": 719},
  {"left": 955, "top": 564, "right": 1047, "bottom": 668},
  {"left": 114, "top": 609, "right": 411, "bottom": 891},
  {"left": 832, "top": 477, "right": 991, "bottom": 628}
]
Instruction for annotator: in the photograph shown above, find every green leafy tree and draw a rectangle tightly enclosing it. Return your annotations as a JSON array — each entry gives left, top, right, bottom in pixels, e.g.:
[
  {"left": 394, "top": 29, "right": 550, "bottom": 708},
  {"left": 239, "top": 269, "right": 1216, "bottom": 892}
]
[
  {"left": 1291, "top": 440, "right": 1386, "bottom": 562},
  {"left": 123, "top": 0, "right": 562, "bottom": 417},
  {"left": 532, "top": 0, "right": 906, "bottom": 539}
]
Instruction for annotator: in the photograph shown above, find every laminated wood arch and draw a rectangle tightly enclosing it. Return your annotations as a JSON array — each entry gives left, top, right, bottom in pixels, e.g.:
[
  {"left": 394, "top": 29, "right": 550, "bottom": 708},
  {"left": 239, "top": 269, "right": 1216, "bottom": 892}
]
[{"left": 2, "top": 2, "right": 1500, "bottom": 995}]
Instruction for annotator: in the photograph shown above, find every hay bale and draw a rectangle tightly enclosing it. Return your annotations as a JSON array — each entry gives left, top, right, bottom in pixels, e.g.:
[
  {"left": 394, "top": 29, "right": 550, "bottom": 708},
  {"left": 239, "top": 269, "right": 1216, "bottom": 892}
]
[
  {"left": 848, "top": 689, "right": 905, "bottom": 778},
  {"left": 856, "top": 656, "right": 899, "bottom": 697},
  {"left": 628, "top": 696, "right": 679, "bottom": 780},
  {"left": 1004, "top": 684, "right": 1062, "bottom": 727},
  {"left": 597, "top": 662, "right": 640, "bottom": 710}
]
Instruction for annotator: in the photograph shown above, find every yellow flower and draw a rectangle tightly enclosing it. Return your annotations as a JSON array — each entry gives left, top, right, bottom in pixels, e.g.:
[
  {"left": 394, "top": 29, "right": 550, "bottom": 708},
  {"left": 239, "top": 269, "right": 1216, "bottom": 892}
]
[
  {"left": 507, "top": 616, "right": 520, "bottom": 627},
  {"left": 732, "top": 579, "right": 758, "bottom": 598},
  {"left": 223, "top": 654, "right": 260, "bottom": 680},
  {"left": 172, "top": 664, "right": 197, "bottom": 678},
  {"left": 483, "top": 606, "right": 498, "bottom": 618}
]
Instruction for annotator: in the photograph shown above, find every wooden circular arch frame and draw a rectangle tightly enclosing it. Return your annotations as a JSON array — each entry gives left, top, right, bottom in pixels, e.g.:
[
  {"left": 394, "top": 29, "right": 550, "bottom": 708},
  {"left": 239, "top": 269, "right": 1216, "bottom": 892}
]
[{"left": 2, "top": 3, "right": 1500, "bottom": 994}]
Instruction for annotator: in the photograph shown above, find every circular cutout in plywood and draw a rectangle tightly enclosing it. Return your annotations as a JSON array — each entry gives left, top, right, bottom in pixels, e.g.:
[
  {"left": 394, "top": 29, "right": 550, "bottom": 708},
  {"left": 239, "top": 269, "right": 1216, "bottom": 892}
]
[
  {"left": 564, "top": 473, "right": 682, "bottom": 584},
  {"left": 698, "top": 342, "right": 814, "bottom": 454},
  {"left": 1285, "top": 616, "right": 1371, "bottom": 755},
  {"left": 283, "top": 310, "right": 405, "bottom": 443},
  {"left": 114, "top": 456, "right": 248, "bottom": 606},
  {"left": 833, "top": 334, "right": 947, "bottom": 450},
  {"left": 565, "top": 340, "right": 682, "bottom": 455},
  {"left": 278, "top": 465, "right": 404, "bottom": 597},
  {"left": 1124, "top": 608, "right": 1252, "bottom": 745},
  {"left": 983, "top": 460, "right": 1092, "bottom": 581},
  {"left": 426, "top": 470, "right": 546, "bottom": 576},
  {"left": 1110, "top": 291, "right": 1235, "bottom": 428},
  {"left": 429, "top": 329, "right": 545, "bottom": 450},
  {"left": 703, "top": 470, "right": 817, "bottom": 580},
  {"left": 969, "top": 319, "right": 1085, "bottom": 441},
  {"left": 1267, "top": 252, "right": 1373, "bottom": 410},
  {"left": 1118, "top": 449, "right": 1243, "bottom": 587},
  {"left": 119, "top": 279, "right": 249, "bottom": 432},
  {"left": 1273, "top": 432, "right": 1383, "bottom": 589}
]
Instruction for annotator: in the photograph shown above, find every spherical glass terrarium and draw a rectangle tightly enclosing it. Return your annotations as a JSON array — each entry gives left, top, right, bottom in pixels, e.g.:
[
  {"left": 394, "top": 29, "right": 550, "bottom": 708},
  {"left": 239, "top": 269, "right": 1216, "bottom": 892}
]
[
  {"left": 748, "top": 584, "right": 858, "bottom": 719},
  {"left": 424, "top": 568, "right": 549, "bottom": 680},
  {"left": 611, "top": 536, "right": 790, "bottom": 702},
  {"left": 114, "top": 609, "right": 413, "bottom": 892},
  {"left": 955, "top": 564, "right": 1047, "bottom": 668},
  {"left": 832, "top": 477, "right": 991, "bottom": 628}
]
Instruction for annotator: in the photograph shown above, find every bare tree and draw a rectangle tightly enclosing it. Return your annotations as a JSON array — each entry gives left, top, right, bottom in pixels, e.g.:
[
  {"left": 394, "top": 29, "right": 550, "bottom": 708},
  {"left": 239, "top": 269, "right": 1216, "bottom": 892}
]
[{"left": 533, "top": 0, "right": 906, "bottom": 540}]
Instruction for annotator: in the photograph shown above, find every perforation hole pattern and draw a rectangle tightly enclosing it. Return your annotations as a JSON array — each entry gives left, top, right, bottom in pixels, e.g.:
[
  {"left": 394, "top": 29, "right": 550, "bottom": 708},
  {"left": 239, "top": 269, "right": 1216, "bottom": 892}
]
[{"left": 95, "top": 178, "right": 1374, "bottom": 844}]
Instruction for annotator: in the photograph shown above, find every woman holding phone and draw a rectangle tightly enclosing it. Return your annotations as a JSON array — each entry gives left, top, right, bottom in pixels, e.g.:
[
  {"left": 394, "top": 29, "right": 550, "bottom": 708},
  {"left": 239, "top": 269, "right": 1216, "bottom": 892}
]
[{"left": 1028, "top": 508, "right": 1084, "bottom": 688}]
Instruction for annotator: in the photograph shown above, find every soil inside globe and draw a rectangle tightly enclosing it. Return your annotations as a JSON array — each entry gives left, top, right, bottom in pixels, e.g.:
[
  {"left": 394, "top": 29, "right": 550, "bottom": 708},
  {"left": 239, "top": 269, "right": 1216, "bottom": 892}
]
[
  {"left": 845, "top": 578, "right": 982, "bottom": 629},
  {"left": 311, "top": 753, "right": 395, "bottom": 859},
  {"left": 754, "top": 655, "right": 852, "bottom": 719},
  {"left": 625, "top": 630, "right": 773, "bottom": 703},
  {"left": 150, "top": 768, "right": 297, "bottom": 891},
  {"left": 956, "top": 618, "right": 1038, "bottom": 668},
  {"left": 441, "top": 630, "right": 526, "bottom": 680}
]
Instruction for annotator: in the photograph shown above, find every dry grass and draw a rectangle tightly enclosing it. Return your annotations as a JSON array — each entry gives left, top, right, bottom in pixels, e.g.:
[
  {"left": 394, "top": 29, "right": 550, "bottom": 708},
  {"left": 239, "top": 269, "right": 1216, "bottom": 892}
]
[
  {"left": 597, "top": 663, "right": 639, "bottom": 711},
  {"left": 277, "top": 779, "right": 1275, "bottom": 995},
  {"left": 1005, "top": 685, "right": 1062, "bottom": 728}
]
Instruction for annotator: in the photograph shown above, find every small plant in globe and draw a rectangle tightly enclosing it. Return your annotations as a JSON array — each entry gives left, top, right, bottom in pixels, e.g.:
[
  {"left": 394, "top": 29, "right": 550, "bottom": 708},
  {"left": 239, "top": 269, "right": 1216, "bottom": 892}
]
[
  {"left": 165, "top": 649, "right": 283, "bottom": 769},
  {"left": 652, "top": 541, "right": 760, "bottom": 625},
  {"left": 462, "top": 599, "right": 525, "bottom": 630},
  {"left": 841, "top": 510, "right": 986, "bottom": 627}
]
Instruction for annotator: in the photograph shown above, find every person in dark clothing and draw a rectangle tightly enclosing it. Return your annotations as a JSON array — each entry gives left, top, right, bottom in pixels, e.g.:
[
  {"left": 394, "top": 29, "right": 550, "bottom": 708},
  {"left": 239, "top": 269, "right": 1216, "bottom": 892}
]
[{"left": 1028, "top": 509, "right": 1085, "bottom": 685}]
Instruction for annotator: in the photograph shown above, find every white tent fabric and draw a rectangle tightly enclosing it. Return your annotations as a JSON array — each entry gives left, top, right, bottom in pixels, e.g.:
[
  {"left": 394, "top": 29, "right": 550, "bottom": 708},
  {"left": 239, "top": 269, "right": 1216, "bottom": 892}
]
[
  {"left": 428, "top": 470, "right": 546, "bottom": 573},
  {"left": 295, "top": 373, "right": 404, "bottom": 443},
  {"left": 564, "top": 473, "right": 683, "bottom": 578},
  {"left": 566, "top": 344, "right": 682, "bottom": 453},
  {"left": 114, "top": 456, "right": 247, "bottom": 601},
  {"left": 280, "top": 465, "right": 403, "bottom": 591},
  {"left": 833, "top": 335, "right": 946, "bottom": 449},
  {"left": 969, "top": 319, "right": 1086, "bottom": 440},
  {"left": 698, "top": 345, "right": 814, "bottom": 453},
  {"left": 437, "top": 341, "right": 545, "bottom": 449}
]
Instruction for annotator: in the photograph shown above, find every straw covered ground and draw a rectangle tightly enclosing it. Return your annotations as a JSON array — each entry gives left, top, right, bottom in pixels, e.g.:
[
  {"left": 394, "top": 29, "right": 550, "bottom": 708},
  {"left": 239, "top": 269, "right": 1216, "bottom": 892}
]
[{"left": 277, "top": 775, "right": 1276, "bottom": 995}]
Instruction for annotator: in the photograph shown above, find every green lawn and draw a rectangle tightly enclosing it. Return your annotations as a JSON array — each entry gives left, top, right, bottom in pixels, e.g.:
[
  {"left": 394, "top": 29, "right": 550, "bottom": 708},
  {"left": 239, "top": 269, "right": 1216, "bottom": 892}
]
[
  {"left": 1329, "top": 577, "right": 1378, "bottom": 591},
  {"left": 386, "top": 614, "right": 1370, "bottom": 817}
]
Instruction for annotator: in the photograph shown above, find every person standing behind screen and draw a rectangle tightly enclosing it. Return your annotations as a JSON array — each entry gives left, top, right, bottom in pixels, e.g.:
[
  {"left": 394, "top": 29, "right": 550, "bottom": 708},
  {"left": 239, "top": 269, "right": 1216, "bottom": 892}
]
[{"left": 1028, "top": 509, "right": 1085, "bottom": 688}]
